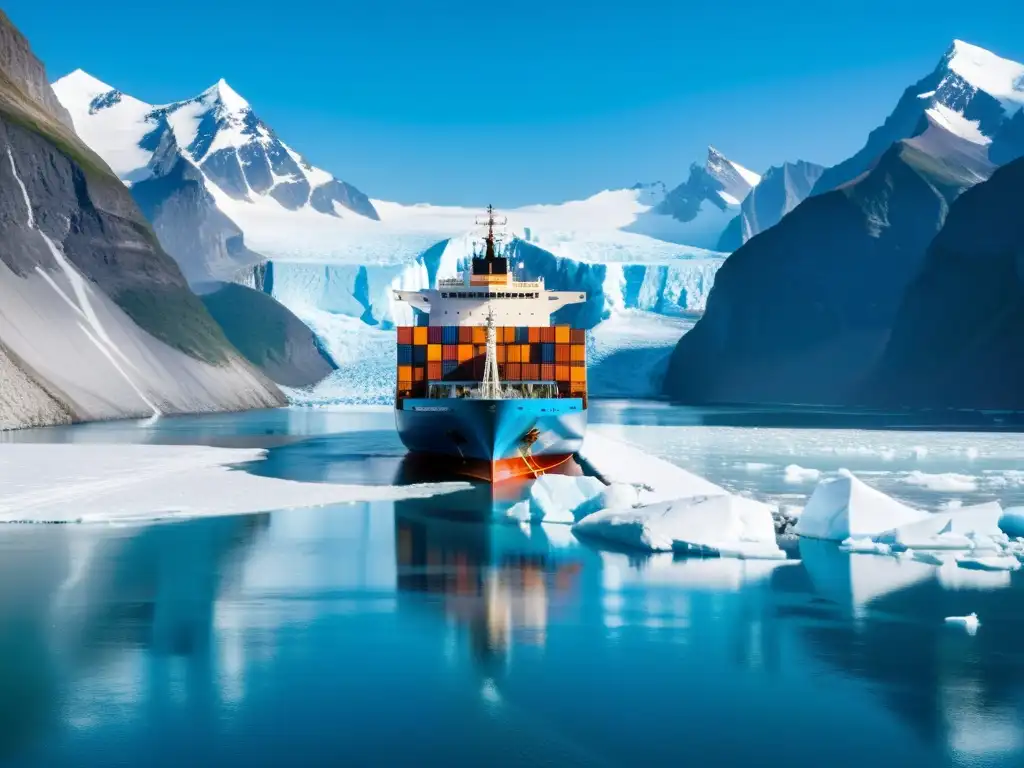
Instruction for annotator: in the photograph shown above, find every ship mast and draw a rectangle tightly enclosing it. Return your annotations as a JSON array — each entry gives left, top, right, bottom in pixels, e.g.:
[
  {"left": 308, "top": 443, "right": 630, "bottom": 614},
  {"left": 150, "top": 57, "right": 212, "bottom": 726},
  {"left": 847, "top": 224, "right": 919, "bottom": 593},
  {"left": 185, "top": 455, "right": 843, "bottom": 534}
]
[{"left": 480, "top": 307, "right": 502, "bottom": 399}]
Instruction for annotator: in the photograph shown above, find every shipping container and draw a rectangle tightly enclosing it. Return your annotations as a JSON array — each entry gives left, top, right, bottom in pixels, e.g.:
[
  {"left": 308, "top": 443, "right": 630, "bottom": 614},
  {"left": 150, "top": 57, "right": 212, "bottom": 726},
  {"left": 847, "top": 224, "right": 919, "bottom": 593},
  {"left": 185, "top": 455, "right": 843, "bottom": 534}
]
[
  {"left": 442, "top": 344, "right": 457, "bottom": 361},
  {"left": 522, "top": 363, "right": 539, "bottom": 381},
  {"left": 428, "top": 326, "right": 443, "bottom": 344},
  {"left": 413, "top": 345, "right": 427, "bottom": 365},
  {"left": 397, "top": 344, "right": 413, "bottom": 364},
  {"left": 458, "top": 344, "right": 473, "bottom": 362},
  {"left": 540, "top": 343, "right": 555, "bottom": 363},
  {"left": 520, "top": 344, "right": 533, "bottom": 363},
  {"left": 472, "top": 326, "right": 486, "bottom": 344},
  {"left": 443, "top": 326, "right": 459, "bottom": 344},
  {"left": 514, "top": 327, "right": 528, "bottom": 343},
  {"left": 427, "top": 362, "right": 442, "bottom": 380},
  {"left": 555, "top": 344, "right": 571, "bottom": 363},
  {"left": 555, "top": 325, "right": 571, "bottom": 344},
  {"left": 528, "top": 327, "right": 541, "bottom": 343},
  {"left": 413, "top": 366, "right": 425, "bottom": 382},
  {"left": 571, "top": 328, "right": 586, "bottom": 344},
  {"left": 555, "top": 364, "right": 571, "bottom": 381},
  {"left": 442, "top": 360, "right": 457, "bottom": 375},
  {"left": 540, "top": 327, "right": 555, "bottom": 343},
  {"left": 507, "top": 345, "right": 522, "bottom": 363},
  {"left": 398, "top": 365, "right": 412, "bottom": 381},
  {"left": 458, "top": 326, "right": 473, "bottom": 343},
  {"left": 413, "top": 327, "right": 428, "bottom": 346},
  {"left": 427, "top": 344, "right": 441, "bottom": 362},
  {"left": 506, "top": 362, "right": 522, "bottom": 381},
  {"left": 570, "top": 366, "right": 586, "bottom": 383},
  {"left": 497, "top": 345, "right": 507, "bottom": 363},
  {"left": 397, "top": 327, "right": 413, "bottom": 345},
  {"left": 570, "top": 345, "right": 585, "bottom": 362},
  {"left": 541, "top": 364, "right": 555, "bottom": 380}
]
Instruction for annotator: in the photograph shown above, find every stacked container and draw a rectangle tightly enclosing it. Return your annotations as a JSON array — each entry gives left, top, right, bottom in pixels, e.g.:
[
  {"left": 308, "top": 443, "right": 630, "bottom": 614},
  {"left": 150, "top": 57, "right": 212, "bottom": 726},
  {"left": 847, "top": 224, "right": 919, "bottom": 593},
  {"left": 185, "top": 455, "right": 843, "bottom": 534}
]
[{"left": 396, "top": 324, "right": 586, "bottom": 401}]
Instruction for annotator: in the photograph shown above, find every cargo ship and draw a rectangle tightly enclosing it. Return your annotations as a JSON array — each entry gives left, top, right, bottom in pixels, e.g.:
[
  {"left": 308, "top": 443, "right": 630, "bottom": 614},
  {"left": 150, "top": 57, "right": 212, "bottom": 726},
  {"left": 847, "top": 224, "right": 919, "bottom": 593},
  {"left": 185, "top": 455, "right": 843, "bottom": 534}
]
[{"left": 393, "top": 207, "right": 588, "bottom": 483}]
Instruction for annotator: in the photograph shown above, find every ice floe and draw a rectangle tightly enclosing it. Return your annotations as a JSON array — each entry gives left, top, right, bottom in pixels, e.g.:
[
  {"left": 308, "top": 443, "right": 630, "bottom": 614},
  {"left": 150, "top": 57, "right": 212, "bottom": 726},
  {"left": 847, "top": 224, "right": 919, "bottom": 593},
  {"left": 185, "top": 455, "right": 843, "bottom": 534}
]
[
  {"left": 504, "top": 474, "right": 618, "bottom": 525},
  {"left": 945, "top": 613, "right": 981, "bottom": 635},
  {"left": 874, "top": 502, "right": 1004, "bottom": 551},
  {"left": 794, "top": 471, "right": 928, "bottom": 541},
  {"left": 0, "top": 444, "right": 467, "bottom": 524},
  {"left": 783, "top": 464, "right": 821, "bottom": 484},
  {"left": 955, "top": 554, "right": 1021, "bottom": 572},
  {"left": 903, "top": 471, "right": 979, "bottom": 492},
  {"left": 573, "top": 494, "right": 784, "bottom": 559}
]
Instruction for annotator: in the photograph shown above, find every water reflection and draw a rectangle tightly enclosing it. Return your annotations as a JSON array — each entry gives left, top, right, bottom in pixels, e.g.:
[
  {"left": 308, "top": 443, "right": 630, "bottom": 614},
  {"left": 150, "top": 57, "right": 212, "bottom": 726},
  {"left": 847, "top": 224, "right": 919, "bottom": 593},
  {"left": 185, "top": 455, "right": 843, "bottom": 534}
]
[{"left": 2, "top": 506, "right": 1024, "bottom": 766}]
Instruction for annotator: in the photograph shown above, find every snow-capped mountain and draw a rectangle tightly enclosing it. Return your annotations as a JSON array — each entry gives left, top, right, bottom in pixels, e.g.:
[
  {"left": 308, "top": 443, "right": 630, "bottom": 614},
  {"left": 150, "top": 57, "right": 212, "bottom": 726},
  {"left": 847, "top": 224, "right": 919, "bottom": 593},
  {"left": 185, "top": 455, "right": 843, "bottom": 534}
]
[
  {"left": 814, "top": 40, "right": 1024, "bottom": 194},
  {"left": 52, "top": 69, "right": 378, "bottom": 219},
  {"left": 733, "top": 160, "right": 825, "bottom": 244},
  {"left": 647, "top": 146, "right": 761, "bottom": 251}
]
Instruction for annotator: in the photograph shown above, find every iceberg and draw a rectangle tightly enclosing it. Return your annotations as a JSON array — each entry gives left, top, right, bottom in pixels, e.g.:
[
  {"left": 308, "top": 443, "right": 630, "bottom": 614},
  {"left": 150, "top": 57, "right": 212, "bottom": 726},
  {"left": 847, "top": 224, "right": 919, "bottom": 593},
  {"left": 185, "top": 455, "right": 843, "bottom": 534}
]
[
  {"left": 1000, "top": 507, "right": 1024, "bottom": 538},
  {"left": 573, "top": 494, "right": 784, "bottom": 559},
  {"left": 504, "top": 475, "right": 611, "bottom": 525},
  {"left": 956, "top": 555, "right": 1022, "bottom": 572},
  {"left": 794, "top": 471, "right": 928, "bottom": 541},
  {"left": 874, "top": 502, "right": 1005, "bottom": 550}
]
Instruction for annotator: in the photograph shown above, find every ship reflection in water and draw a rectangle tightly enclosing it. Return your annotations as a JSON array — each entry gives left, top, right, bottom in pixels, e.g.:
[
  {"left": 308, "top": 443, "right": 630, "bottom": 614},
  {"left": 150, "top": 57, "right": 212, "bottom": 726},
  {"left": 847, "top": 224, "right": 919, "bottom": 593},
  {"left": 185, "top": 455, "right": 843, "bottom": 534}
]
[{"left": 2, "top": 500, "right": 1024, "bottom": 766}]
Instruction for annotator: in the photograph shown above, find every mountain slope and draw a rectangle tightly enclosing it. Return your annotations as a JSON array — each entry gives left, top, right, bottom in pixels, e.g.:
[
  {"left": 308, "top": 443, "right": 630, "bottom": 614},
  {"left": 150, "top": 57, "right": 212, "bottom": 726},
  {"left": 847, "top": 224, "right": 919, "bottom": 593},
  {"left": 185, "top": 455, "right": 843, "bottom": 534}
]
[
  {"left": 813, "top": 40, "right": 1024, "bottom": 195},
  {"left": 862, "top": 156, "right": 1024, "bottom": 408},
  {"left": 725, "top": 160, "right": 825, "bottom": 246},
  {"left": 0, "top": 14, "right": 284, "bottom": 428},
  {"left": 663, "top": 117, "right": 992, "bottom": 406}
]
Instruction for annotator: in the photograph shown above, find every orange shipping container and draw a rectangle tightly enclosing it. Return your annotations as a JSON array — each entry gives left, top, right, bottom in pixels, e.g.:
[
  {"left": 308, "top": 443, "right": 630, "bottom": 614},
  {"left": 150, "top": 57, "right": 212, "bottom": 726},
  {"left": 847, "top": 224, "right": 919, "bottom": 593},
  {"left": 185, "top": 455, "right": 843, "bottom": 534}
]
[
  {"left": 520, "top": 344, "right": 532, "bottom": 363},
  {"left": 570, "top": 366, "right": 586, "bottom": 383},
  {"left": 555, "top": 325, "right": 571, "bottom": 344},
  {"left": 427, "top": 362, "right": 442, "bottom": 380},
  {"left": 442, "top": 344, "right": 458, "bottom": 361},
  {"left": 528, "top": 327, "right": 541, "bottom": 343},
  {"left": 397, "top": 326, "right": 413, "bottom": 345},
  {"left": 473, "top": 326, "right": 486, "bottom": 344},
  {"left": 427, "top": 344, "right": 441, "bottom": 362},
  {"left": 522, "top": 363, "right": 539, "bottom": 380},
  {"left": 458, "top": 344, "right": 473, "bottom": 362},
  {"left": 496, "top": 345, "right": 506, "bottom": 363},
  {"left": 398, "top": 365, "right": 412, "bottom": 381},
  {"left": 570, "top": 345, "right": 585, "bottom": 362},
  {"left": 555, "top": 344, "right": 571, "bottom": 363},
  {"left": 414, "top": 367, "right": 425, "bottom": 382},
  {"left": 541, "top": 364, "right": 555, "bottom": 380},
  {"left": 555, "top": 364, "right": 571, "bottom": 381},
  {"left": 507, "top": 345, "right": 522, "bottom": 363},
  {"left": 413, "top": 327, "right": 428, "bottom": 345},
  {"left": 506, "top": 363, "right": 522, "bottom": 380}
]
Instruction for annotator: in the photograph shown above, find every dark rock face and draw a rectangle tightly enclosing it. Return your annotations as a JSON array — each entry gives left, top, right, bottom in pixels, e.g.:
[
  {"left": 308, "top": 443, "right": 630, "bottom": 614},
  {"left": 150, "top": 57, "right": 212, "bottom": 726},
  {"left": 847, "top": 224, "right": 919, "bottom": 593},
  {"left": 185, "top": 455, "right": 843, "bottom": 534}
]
[
  {"left": 237, "top": 141, "right": 273, "bottom": 194},
  {"left": 202, "top": 282, "right": 336, "bottom": 388},
  {"left": 201, "top": 148, "right": 249, "bottom": 200},
  {"left": 309, "top": 178, "right": 380, "bottom": 220},
  {"left": 991, "top": 110, "right": 1024, "bottom": 165},
  {"left": 863, "top": 157, "right": 1024, "bottom": 409},
  {"left": 269, "top": 179, "right": 311, "bottom": 210},
  {"left": 664, "top": 132, "right": 987, "bottom": 406},
  {"left": 658, "top": 162, "right": 728, "bottom": 222},
  {"left": 131, "top": 131, "right": 262, "bottom": 284},
  {"left": 0, "top": 11, "right": 72, "bottom": 129}
]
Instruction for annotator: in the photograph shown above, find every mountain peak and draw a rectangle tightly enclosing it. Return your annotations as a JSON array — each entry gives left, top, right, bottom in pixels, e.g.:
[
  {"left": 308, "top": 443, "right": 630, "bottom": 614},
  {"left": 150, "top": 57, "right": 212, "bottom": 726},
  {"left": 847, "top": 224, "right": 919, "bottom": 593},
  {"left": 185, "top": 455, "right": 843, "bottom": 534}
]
[
  {"left": 941, "top": 40, "right": 1024, "bottom": 113},
  {"left": 201, "top": 78, "right": 249, "bottom": 113},
  {"left": 53, "top": 68, "right": 114, "bottom": 98}
]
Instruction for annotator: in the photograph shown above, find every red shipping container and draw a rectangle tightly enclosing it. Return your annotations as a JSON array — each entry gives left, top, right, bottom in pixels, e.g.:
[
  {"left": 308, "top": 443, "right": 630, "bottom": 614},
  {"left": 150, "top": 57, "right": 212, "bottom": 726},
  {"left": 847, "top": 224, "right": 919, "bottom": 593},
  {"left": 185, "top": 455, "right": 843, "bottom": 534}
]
[
  {"left": 506, "top": 363, "right": 522, "bottom": 381},
  {"left": 541, "top": 364, "right": 555, "bottom": 380},
  {"left": 397, "top": 326, "right": 413, "bottom": 345},
  {"left": 428, "top": 326, "right": 443, "bottom": 344},
  {"left": 459, "top": 326, "right": 473, "bottom": 343},
  {"left": 540, "top": 327, "right": 555, "bottom": 343},
  {"left": 528, "top": 327, "right": 541, "bottom": 343},
  {"left": 427, "top": 362, "right": 442, "bottom": 380},
  {"left": 571, "top": 328, "right": 586, "bottom": 344},
  {"left": 414, "top": 366, "right": 425, "bottom": 382},
  {"left": 555, "top": 344, "right": 571, "bottom": 363},
  {"left": 442, "top": 344, "right": 458, "bottom": 361},
  {"left": 522, "top": 363, "right": 539, "bottom": 380}
]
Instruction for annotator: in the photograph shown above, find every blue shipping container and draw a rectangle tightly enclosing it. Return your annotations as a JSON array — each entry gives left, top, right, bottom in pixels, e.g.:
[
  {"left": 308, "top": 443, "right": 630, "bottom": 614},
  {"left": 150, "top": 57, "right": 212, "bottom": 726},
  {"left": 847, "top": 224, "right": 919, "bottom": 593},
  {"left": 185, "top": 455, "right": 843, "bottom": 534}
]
[
  {"left": 516, "top": 327, "right": 529, "bottom": 343},
  {"left": 541, "top": 343, "right": 555, "bottom": 363},
  {"left": 442, "top": 326, "right": 459, "bottom": 344},
  {"left": 397, "top": 345, "right": 413, "bottom": 364},
  {"left": 442, "top": 360, "right": 457, "bottom": 374},
  {"left": 413, "top": 345, "right": 427, "bottom": 364}
]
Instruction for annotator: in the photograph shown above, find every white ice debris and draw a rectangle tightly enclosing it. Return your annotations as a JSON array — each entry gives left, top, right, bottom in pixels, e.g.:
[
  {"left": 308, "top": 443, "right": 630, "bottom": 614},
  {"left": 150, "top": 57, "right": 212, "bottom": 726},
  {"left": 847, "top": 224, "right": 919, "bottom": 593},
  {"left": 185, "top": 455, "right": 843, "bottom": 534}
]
[
  {"left": 783, "top": 464, "right": 821, "bottom": 484},
  {"left": 794, "top": 470, "right": 927, "bottom": 541},
  {"left": 874, "top": 502, "right": 1004, "bottom": 551},
  {"left": 903, "top": 470, "right": 978, "bottom": 492},
  {"left": 573, "top": 494, "right": 784, "bottom": 559},
  {"left": 504, "top": 474, "right": 610, "bottom": 525},
  {"left": 579, "top": 430, "right": 726, "bottom": 502},
  {"left": 956, "top": 555, "right": 1021, "bottom": 572},
  {"left": 945, "top": 612, "right": 981, "bottom": 635},
  {"left": 840, "top": 538, "right": 893, "bottom": 555},
  {"left": 0, "top": 444, "right": 467, "bottom": 524}
]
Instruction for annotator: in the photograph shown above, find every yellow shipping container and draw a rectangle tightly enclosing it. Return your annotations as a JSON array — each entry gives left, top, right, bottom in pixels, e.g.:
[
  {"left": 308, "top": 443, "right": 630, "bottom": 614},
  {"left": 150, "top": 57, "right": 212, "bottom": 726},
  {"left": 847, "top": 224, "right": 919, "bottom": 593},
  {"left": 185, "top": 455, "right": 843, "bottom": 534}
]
[
  {"left": 507, "top": 345, "right": 522, "bottom": 363},
  {"left": 555, "top": 325, "right": 571, "bottom": 344},
  {"left": 427, "top": 344, "right": 442, "bottom": 362},
  {"left": 570, "top": 345, "right": 586, "bottom": 362},
  {"left": 413, "top": 327, "right": 428, "bottom": 345},
  {"left": 520, "top": 344, "right": 532, "bottom": 363},
  {"left": 458, "top": 344, "right": 473, "bottom": 362},
  {"left": 570, "top": 366, "right": 586, "bottom": 383}
]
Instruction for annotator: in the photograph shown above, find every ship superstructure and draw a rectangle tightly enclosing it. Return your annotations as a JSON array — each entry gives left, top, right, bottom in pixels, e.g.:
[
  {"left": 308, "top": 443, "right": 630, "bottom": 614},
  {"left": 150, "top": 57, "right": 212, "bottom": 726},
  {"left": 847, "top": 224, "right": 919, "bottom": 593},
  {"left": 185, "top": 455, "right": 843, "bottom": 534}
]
[{"left": 393, "top": 207, "right": 588, "bottom": 482}]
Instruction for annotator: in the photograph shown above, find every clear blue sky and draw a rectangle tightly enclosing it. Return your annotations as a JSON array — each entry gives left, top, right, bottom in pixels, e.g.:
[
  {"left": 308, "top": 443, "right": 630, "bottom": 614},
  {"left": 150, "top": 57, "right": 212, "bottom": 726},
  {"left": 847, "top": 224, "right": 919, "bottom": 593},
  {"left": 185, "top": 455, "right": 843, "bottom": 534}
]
[{"left": 8, "top": 0, "right": 1024, "bottom": 206}]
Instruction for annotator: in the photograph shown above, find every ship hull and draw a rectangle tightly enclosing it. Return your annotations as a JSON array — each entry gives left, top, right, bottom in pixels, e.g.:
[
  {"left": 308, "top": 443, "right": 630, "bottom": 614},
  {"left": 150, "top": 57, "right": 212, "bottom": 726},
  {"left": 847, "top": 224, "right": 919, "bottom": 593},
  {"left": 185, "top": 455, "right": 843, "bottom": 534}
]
[{"left": 395, "top": 398, "right": 586, "bottom": 482}]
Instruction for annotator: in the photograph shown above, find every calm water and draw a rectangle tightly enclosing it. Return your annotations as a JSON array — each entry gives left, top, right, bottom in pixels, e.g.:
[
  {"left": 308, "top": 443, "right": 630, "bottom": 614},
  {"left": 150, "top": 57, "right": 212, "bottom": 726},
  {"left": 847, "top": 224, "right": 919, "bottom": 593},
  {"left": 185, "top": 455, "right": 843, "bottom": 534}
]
[{"left": 3, "top": 404, "right": 1024, "bottom": 767}]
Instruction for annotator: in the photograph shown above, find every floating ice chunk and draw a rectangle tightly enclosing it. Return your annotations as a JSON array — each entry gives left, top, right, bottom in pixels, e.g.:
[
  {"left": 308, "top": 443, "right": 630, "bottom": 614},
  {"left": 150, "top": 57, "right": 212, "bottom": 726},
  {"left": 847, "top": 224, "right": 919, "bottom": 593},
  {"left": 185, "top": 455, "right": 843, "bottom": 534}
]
[
  {"left": 945, "top": 613, "right": 981, "bottom": 635},
  {"left": 795, "top": 471, "right": 928, "bottom": 541},
  {"left": 874, "top": 502, "right": 1004, "bottom": 551},
  {"left": 840, "top": 538, "right": 892, "bottom": 555},
  {"left": 579, "top": 430, "right": 726, "bottom": 502},
  {"left": 783, "top": 465, "right": 821, "bottom": 484},
  {"left": 574, "top": 494, "right": 785, "bottom": 559},
  {"left": 911, "top": 550, "right": 949, "bottom": 566},
  {"left": 903, "top": 471, "right": 978, "bottom": 492},
  {"left": 574, "top": 482, "right": 641, "bottom": 519},
  {"left": 1000, "top": 507, "right": 1024, "bottom": 538},
  {"left": 957, "top": 555, "right": 1021, "bottom": 572},
  {"left": 510, "top": 475, "right": 609, "bottom": 525}
]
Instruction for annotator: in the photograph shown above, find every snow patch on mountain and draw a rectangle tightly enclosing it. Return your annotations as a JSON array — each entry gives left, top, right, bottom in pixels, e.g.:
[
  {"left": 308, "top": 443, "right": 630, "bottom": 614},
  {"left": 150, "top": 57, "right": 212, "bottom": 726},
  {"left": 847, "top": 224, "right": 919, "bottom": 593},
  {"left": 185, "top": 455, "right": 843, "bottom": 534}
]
[{"left": 946, "top": 40, "right": 1024, "bottom": 115}]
